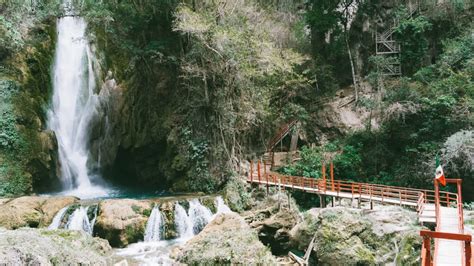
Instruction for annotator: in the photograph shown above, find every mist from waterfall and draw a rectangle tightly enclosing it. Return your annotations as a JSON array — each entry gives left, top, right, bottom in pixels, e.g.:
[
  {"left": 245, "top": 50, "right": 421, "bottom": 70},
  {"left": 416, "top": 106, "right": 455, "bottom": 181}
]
[{"left": 47, "top": 1, "right": 109, "bottom": 198}]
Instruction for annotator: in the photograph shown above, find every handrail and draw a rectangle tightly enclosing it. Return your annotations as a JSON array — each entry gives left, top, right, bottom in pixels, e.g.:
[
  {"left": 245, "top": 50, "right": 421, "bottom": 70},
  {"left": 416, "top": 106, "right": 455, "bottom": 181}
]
[
  {"left": 248, "top": 161, "right": 467, "bottom": 265},
  {"left": 420, "top": 230, "right": 472, "bottom": 266},
  {"left": 247, "top": 167, "right": 458, "bottom": 208},
  {"left": 267, "top": 120, "right": 298, "bottom": 152}
]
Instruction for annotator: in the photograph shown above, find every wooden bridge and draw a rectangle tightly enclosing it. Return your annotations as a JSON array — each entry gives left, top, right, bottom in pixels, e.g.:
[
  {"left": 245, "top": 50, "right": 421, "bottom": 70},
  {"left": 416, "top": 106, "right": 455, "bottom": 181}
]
[{"left": 247, "top": 160, "right": 472, "bottom": 265}]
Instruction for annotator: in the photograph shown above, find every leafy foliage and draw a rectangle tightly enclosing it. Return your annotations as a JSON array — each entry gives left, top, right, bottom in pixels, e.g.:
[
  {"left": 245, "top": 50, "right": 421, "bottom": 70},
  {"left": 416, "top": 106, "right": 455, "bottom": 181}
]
[
  {"left": 394, "top": 11, "right": 432, "bottom": 76},
  {"left": 170, "top": 1, "right": 311, "bottom": 189}
]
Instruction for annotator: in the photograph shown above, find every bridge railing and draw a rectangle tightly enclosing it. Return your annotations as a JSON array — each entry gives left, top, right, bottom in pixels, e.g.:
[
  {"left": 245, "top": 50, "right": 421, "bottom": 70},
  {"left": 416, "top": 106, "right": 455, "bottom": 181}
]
[
  {"left": 248, "top": 163, "right": 458, "bottom": 208},
  {"left": 420, "top": 230, "right": 472, "bottom": 266}
]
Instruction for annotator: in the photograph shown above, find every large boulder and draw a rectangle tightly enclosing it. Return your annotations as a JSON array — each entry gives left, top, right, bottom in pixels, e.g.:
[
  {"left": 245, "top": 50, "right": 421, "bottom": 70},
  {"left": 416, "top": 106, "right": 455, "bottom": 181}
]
[
  {"left": 0, "top": 196, "right": 78, "bottom": 229},
  {"left": 0, "top": 228, "right": 112, "bottom": 265},
  {"left": 94, "top": 199, "right": 153, "bottom": 247},
  {"left": 290, "top": 206, "right": 422, "bottom": 265},
  {"left": 243, "top": 191, "right": 301, "bottom": 255},
  {"left": 177, "top": 213, "right": 276, "bottom": 264}
]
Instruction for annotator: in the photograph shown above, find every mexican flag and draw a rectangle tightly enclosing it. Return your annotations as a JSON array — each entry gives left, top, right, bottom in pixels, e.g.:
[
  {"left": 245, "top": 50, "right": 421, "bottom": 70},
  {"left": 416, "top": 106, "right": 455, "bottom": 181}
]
[{"left": 435, "top": 156, "right": 446, "bottom": 186}]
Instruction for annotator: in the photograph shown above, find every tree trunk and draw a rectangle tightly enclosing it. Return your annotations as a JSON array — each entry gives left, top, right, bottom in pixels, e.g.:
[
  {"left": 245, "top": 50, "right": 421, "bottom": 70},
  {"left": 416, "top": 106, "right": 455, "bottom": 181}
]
[{"left": 345, "top": 33, "right": 358, "bottom": 103}]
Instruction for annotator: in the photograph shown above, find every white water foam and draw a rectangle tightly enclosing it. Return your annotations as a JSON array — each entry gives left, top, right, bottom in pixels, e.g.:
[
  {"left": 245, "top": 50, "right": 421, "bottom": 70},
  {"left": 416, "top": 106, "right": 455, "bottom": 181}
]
[
  {"left": 66, "top": 206, "right": 94, "bottom": 235},
  {"left": 188, "top": 199, "right": 213, "bottom": 235},
  {"left": 144, "top": 206, "right": 165, "bottom": 242},
  {"left": 174, "top": 203, "right": 194, "bottom": 240},
  {"left": 215, "top": 196, "right": 232, "bottom": 214},
  {"left": 115, "top": 197, "right": 232, "bottom": 265},
  {"left": 47, "top": 0, "right": 109, "bottom": 198},
  {"left": 48, "top": 206, "right": 69, "bottom": 230}
]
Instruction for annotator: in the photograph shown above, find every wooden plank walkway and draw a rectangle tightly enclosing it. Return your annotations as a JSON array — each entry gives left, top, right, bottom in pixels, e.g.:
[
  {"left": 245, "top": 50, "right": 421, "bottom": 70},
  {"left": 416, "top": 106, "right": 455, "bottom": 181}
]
[
  {"left": 246, "top": 160, "right": 471, "bottom": 265},
  {"left": 436, "top": 207, "right": 463, "bottom": 265}
]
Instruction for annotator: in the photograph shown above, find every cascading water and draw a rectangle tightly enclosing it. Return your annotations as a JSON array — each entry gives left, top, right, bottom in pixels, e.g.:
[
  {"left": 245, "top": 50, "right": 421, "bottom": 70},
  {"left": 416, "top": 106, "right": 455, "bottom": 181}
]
[
  {"left": 115, "top": 197, "right": 231, "bottom": 264},
  {"left": 215, "top": 196, "right": 232, "bottom": 214},
  {"left": 174, "top": 203, "right": 194, "bottom": 239},
  {"left": 48, "top": 206, "right": 69, "bottom": 230},
  {"left": 48, "top": 205, "right": 98, "bottom": 235},
  {"left": 66, "top": 206, "right": 94, "bottom": 235},
  {"left": 47, "top": 0, "right": 108, "bottom": 198},
  {"left": 144, "top": 206, "right": 165, "bottom": 242},
  {"left": 188, "top": 199, "right": 213, "bottom": 234}
]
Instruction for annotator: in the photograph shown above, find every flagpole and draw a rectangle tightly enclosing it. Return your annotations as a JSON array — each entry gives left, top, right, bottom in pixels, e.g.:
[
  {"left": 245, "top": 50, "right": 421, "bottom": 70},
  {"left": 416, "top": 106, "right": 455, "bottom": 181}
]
[{"left": 434, "top": 178, "right": 440, "bottom": 226}]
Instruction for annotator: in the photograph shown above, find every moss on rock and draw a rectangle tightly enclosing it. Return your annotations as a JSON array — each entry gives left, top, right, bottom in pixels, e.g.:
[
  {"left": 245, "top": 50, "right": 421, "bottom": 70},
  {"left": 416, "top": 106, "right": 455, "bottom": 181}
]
[
  {"left": 222, "top": 177, "right": 252, "bottom": 212},
  {"left": 290, "top": 206, "right": 422, "bottom": 265},
  {"left": 176, "top": 213, "right": 276, "bottom": 264}
]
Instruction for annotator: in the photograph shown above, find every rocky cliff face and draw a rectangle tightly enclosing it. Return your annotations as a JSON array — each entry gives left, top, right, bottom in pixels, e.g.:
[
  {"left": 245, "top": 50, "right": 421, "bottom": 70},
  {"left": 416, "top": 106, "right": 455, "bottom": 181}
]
[{"left": 0, "top": 15, "right": 60, "bottom": 196}]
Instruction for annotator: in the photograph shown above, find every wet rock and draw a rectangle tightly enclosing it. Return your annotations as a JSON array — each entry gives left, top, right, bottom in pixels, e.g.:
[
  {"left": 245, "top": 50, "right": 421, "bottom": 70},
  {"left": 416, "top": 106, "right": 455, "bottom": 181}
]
[
  {"left": 0, "top": 196, "right": 78, "bottom": 229},
  {"left": 159, "top": 201, "right": 177, "bottom": 239},
  {"left": 30, "top": 129, "right": 60, "bottom": 192},
  {"left": 223, "top": 177, "right": 252, "bottom": 212},
  {"left": 94, "top": 199, "right": 153, "bottom": 247},
  {"left": 242, "top": 191, "right": 301, "bottom": 255},
  {"left": 289, "top": 206, "right": 422, "bottom": 265},
  {"left": 177, "top": 213, "right": 276, "bottom": 264},
  {"left": 0, "top": 228, "right": 112, "bottom": 265}
]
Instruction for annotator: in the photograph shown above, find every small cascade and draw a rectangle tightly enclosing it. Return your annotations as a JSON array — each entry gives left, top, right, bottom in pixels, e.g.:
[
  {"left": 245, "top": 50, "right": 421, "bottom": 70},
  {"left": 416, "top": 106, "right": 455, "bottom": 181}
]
[
  {"left": 215, "top": 196, "right": 232, "bottom": 214},
  {"left": 88, "top": 205, "right": 99, "bottom": 233},
  {"left": 144, "top": 206, "right": 165, "bottom": 242},
  {"left": 188, "top": 199, "right": 213, "bottom": 235},
  {"left": 48, "top": 206, "right": 69, "bottom": 229},
  {"left": 174, "top": 203, "right": 194, "bottom": 239},
  {"left": 66, "top": 206, "right": 94, "bottom": 235}
]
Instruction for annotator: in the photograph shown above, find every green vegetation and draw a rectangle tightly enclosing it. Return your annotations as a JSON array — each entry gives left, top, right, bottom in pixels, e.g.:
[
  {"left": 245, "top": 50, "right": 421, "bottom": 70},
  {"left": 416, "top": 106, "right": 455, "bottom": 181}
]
[
  {"left": 0, "top": 0, "right": 472, "bottom": 197},
  {"left": 0, "top": 1, "right": 59, "bottom": 196}
]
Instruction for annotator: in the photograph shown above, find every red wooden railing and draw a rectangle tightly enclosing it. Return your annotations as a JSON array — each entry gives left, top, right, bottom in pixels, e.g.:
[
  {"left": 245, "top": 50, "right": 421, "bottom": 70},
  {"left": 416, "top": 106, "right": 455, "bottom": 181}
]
[
  {"left": 421, "top": 230, "right": 472, "bottom": 266},
  {"left": 420, "top": 178, "right": 470, "bottom": 265},
  {"left": 248, "top": 160, "right": 470, "bottom": 264},
  {"left": 266, "top": 120, "right": 298, "bottom": 152},
  {"left": 247, "top": 160, "right": 458, "bottom": 208}
]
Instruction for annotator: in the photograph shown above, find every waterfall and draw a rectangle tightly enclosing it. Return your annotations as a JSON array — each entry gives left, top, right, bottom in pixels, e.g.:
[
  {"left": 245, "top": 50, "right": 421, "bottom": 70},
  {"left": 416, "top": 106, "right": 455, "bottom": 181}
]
[
  {"left": 144, "top": 206, "right": 165, "bottom": 242},
  {"left": 215, "top": 196, "right": 232, "bottom": 214},
  {"left": 174, "top": 203, "right": 194, "bottom": 239},
  {"left": 48, "top": 206, "right": 69, "bottom": 230},
  {"left": 66, "top": 206, "right": 94, "bottom": 235},
  {"left": 188, "top": 199, "right": 213, "bottom": 235},
  {"left": 47, "top": 0, "right": 107, "bottom": 198}
]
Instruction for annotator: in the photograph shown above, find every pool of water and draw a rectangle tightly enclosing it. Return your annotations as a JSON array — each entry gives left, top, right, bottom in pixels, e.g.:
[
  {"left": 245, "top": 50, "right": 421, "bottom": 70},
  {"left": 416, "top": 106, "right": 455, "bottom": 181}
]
[{"left": 42, "top": 182, "right": 199, "bottom": 200}]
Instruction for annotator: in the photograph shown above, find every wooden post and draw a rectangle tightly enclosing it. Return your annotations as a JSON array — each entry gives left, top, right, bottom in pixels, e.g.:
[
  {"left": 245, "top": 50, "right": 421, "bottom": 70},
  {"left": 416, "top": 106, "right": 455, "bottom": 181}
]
[
  {"left": 322, "top": 164, "right": 326, "bottom": 188},
  {"left": 330, "top": 162, "right": 335, "bottom": 191},
  {"left": 423, "top": 236, "right": 431, "bottom": 266},
  {"left": 465, "top": 240, "right": 471, "bottom": 265},
  {"left": 319, "top": 195, "right": 323, "bottom": 208},
  {"left": 331, "top": 197, "right": 334, "bottom": 207},
  {"left": 257, "top": 160, "right": 261, "bottom": 183},
  {"left": 250, "top": 160, "right": 253, "bottom": 183},
  {"left": 457, "top": 179, "right": 464, "bottom": 232},
  {"left": 265, "top": 161, "right": 269, "bottom": 195}
]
